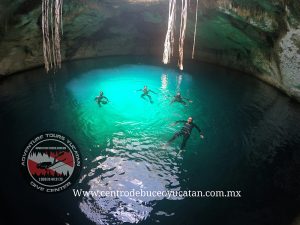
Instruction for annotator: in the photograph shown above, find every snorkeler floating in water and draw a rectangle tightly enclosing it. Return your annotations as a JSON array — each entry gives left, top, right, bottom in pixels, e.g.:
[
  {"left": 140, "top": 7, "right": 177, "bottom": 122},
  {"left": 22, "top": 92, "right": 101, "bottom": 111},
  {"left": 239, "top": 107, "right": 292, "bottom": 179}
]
[
  {"left": 94, "top": 91, "right": 109, "bottom": 107},
  {"left": 170, "top": 92, "right": 192, "bottom": 105},
  {"left": 167, "top": 117, "right": 204, "bottom": 150},
  {"left": 137, "top": 85, "right": 156, "bottom": 103}
]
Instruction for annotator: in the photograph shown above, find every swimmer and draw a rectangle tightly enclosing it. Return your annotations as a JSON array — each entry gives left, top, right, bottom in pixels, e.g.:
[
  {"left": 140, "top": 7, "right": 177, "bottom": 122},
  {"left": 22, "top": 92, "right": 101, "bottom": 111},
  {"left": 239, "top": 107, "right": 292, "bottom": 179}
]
[
  {"left": 167, "top": 117, "right": 204, "bottom": 150},
  {"left": 137, "top": 86, "right": 156, "bottom": 103},
  {"left": 170, "top": 92, "right": 192, "bottom": 105},
  {"left": 94, "top": 91, "right": 109, "bottom": 107}
]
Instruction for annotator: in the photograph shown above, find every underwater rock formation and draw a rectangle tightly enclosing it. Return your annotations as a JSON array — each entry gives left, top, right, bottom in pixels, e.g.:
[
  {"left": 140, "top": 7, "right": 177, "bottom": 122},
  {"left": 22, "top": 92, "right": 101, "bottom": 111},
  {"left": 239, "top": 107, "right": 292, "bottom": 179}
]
[{"left": 0, "top": 0, "right": 299, "bottom": 100}]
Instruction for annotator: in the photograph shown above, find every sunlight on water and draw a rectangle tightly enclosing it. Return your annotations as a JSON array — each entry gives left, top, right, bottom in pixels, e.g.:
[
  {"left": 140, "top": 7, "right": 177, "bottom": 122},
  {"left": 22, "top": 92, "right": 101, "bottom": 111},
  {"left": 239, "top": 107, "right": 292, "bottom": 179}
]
[{"left": 66, "top": 65, "right": 203, "bottom": 146}]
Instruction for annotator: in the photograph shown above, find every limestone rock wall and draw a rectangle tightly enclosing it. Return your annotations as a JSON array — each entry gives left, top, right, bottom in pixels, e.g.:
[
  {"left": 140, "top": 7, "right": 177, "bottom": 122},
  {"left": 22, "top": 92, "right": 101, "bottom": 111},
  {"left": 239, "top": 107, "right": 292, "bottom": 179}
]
[{"left": 0, "top": 0, "right": 299, "bottom": 100}]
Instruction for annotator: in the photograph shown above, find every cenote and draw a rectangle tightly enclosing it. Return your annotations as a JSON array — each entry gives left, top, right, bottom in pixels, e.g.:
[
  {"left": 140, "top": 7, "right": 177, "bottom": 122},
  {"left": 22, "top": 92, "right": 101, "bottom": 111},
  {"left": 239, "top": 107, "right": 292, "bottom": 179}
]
[{"left": 0, "top": 56, "right": 300, "bottom": 225}]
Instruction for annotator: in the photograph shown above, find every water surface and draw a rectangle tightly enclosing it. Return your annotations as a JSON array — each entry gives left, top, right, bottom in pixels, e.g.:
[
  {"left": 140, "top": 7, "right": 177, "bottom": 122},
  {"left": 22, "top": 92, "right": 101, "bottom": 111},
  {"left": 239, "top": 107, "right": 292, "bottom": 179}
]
[{"left": 0, "top": 56, "right": 299, "bottom": 225}]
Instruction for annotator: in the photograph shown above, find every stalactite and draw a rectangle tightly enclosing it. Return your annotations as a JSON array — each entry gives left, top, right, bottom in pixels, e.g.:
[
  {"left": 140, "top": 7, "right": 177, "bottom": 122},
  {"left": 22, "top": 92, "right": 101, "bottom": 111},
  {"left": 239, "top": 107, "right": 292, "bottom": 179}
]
[
  {"left": 178, "top": 0, "right": 187, "bottom": 70},
  {"left": 162, "top": 0, "right": 196, "bottom": 71},
  {"left": 163, "top": 0, "right": 177, "bottom": 65},
  {"left": 42, "top": 0, "right": 50, "bottom": 72},
  {"left": 192, "top": 0, "right": 199, "bottom": 59},
  {"left": 42, "top": 0, "right": 63, "bottom": 73},
  {"left": 54, "top": 0, "right": 62, "bottom": 69},
  {"left": 60, "top": 0, "right": 64, "bottom": 35}
]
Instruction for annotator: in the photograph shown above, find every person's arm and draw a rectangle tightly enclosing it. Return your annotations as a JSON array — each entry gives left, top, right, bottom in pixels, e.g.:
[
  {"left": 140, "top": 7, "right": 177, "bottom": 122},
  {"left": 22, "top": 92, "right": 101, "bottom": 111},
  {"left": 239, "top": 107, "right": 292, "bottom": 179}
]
[
  {"left": 194, "top": 123, "right": 204, "bottom": 138},
  {"left": 175, "top": 120, "right": 186, "bottom": 124},
  {"left": 149, "top": 90, "right": 157, "bottom": 94},
  {"left": 136, "top": 89, "right": 142, "bottom": 92},
  {"left": 170, "top": 99, "right": 175, "bottom": 104},
  {"left": 183, "top": 96, "right": 193, "bottom": 102},
  {"left": 171, "top": 120, "right": 185, "bottom": 126},
  {"left": 103, "top": 96, "right": 109, "bottom": 101}
]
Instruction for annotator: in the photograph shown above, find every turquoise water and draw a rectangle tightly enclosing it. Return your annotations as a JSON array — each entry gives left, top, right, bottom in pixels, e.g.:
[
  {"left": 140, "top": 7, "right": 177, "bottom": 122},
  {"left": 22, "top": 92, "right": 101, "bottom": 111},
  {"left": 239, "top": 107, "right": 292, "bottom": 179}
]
[
  {"left": 66, "top": 64, "right": 203, "bottom": 150},
  {"left": 67, "top": 64, "right": 206, "bottom": 224},
  {"left": 0, "top": 56, "right": 300, "bottom": 225}
]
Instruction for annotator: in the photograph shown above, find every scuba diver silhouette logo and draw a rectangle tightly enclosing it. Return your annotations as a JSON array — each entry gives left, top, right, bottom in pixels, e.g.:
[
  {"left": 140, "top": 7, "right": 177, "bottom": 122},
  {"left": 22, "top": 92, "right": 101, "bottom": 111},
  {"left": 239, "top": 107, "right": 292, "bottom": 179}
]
[{"left": 20, "top": 132, "right": 82, "bottom": 193}]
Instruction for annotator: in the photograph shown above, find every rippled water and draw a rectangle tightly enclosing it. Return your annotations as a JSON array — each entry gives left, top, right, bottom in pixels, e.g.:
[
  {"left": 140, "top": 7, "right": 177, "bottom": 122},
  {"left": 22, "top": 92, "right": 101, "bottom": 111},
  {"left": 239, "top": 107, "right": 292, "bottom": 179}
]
[{"left": 0, "top": 56, "right": 300, "bottom": 225}]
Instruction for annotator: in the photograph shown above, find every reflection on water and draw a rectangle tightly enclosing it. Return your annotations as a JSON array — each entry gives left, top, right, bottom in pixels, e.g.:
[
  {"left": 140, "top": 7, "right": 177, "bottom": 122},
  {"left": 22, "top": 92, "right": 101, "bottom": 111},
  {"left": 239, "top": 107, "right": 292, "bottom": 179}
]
[
  {"left": 161, "top": 73, "right": 168, "bottom": 90},
  {"left": 176, "top": 74, "right": 182, "bottom": 93},
  {"left": 79, "top": 135, "right": 181, "bottom": 224},
  {"left": 48, "top": 75, "right": 59, "bottom": 110}
]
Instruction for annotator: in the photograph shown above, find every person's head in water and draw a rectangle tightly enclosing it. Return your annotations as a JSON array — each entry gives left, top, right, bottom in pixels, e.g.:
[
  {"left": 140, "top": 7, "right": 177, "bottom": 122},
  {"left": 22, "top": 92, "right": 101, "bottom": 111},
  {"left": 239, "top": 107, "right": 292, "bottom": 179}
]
[
  {"left": 144, "top": 86, "right": 148, "bottom": 90},
  {"left": 99, "top": 91, "right": 103, "bottom": 96},
  {"left": 176, "top": 92, "right": 181, "bottom": 97},
  {"left": 187, "top": 117, "right": 193, "bottom": 123}
]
